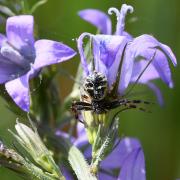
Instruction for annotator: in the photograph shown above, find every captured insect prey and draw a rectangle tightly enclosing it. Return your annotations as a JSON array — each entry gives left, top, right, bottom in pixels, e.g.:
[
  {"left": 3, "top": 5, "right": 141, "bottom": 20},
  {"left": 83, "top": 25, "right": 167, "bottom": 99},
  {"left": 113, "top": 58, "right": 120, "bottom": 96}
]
[{"left": 71, "top": 71, "right": 152, "bottom": 121}]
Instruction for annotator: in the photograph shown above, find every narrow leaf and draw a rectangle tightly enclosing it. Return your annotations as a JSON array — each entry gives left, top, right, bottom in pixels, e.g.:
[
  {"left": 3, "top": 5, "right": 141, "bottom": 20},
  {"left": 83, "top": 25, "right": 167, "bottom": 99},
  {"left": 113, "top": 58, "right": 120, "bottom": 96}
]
[{"left": 0, "top": 5, "right": 15, "bottom": 16}]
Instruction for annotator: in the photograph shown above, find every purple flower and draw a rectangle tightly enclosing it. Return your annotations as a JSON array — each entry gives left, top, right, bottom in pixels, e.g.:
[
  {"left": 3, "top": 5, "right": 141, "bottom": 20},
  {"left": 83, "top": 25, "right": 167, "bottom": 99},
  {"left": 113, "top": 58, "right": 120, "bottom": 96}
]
[
  {"left": 78, "top": 4, "right": 177, "bottom": 104},
  {"left": 0, "top": 15, "right": 76, "bottom": 111},
  {"left": 60, "top": 123, "right": 146, "bottom": 180}
]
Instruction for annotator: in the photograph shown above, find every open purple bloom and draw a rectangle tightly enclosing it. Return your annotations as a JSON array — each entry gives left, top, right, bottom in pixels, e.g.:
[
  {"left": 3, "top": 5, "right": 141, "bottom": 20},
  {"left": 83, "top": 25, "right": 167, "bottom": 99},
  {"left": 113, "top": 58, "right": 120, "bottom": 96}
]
[
  {"left": 78, "top": 4, "right": 177, "bottom": 104},
  {"left": 0, "top": 15, "right": 76, "bottom": 111},
  {"left": 59, "top": 123, "right": 146, "bottom": 180}
]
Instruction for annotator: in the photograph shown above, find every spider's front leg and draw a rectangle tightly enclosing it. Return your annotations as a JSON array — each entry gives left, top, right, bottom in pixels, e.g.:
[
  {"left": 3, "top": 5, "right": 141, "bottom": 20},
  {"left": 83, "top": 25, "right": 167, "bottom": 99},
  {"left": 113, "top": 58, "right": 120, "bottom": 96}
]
[{"left": 71, "top": 101, "right": 92, "bottom": 120}]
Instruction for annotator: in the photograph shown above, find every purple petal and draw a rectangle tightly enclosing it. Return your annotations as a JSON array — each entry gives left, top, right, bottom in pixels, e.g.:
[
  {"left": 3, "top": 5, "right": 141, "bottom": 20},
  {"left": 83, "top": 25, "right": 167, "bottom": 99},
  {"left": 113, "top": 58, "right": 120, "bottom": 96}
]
[
  {"left": 5, "top": 70, "right": 32, "bottom": 112},
  {"left": 1, "top": 42, "right": 30, "bottom": 69},
  {"left": 74, "top": 129, "right": 88, "bottom": 147},
  {"left": 118, "top": 45, "right": 134, "bottom": 94},
  {"left": 92, "top": 35, "right": 128, "bottom": 86},
  {"left": 0, "top": 33, "right": 6, "bottom": 47},
  {"left": 77, "top": 121, "right": 86, "bottom": 137},
  {"left": 152, "top": 50, "right": 174, "bottom": 88},
  {"left": 77, "top": 33, "right": 92, "bottom": 76},
  {"left": 61, "top": 166, "right": 74, "bottom": 180},
  {"left": 160, "top": 43, "right": 177, "bottom": 66},
  {"left": 99, "top": 172, "right": 117, "bottom": 180},
  {"left": 34, "top": 40, "right": 76, "bottom": 69},
  {"left": 92, "top": 35, "right": 108, "bottom": 77},
  {"left": 131, "top": 60, "right": 159, "bottom": 84},
  {"left": 55, "top": 130, "right": 75, "bottom": 143},
  {"left": 6, "top": 15, "right": 35, "bottom": 58},
  {"left": 147, "top": 82, "right": 164, "bottom": 106},
  {"left": 122, "top": 31, "right": 133, "bottom": 40},
  {"left": 128, "top": 34, "right": 176, "bottom": 88},
  {"left": 130, "top": 61, "right": 164, "bottom": 105},
  {"left": 118, "top": 148, "right": 146, "bottom": 180},
  {"left": 78, "top": 9, "right": 112, "bottom": 34},
  {"left": 101, "top": 138, "right": 141, "bottom": 169},
  {"left": 74, "top": 123, "right": 91, "bottom": 159},
  {"left": 93, "top": 35, "right": 125, "bottom": 67},
  {"left": 0, "top": 54, "right": 26, "bottom": 83}
]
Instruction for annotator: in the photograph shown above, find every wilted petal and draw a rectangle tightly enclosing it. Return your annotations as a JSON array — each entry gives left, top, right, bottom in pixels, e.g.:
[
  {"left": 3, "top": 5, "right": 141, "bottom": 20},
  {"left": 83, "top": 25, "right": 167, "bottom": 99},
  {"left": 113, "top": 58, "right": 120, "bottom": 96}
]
[
  {"left": 100, "top": 138, "right": 141, "bottom": 169},
  {"left": 6, "top": 15, "right": 35, "bottom": 58},
  {"left": 92, "top": 35, "right": 128, "bottom": 86},
  {"left": 118, "top": 148, "right": 146, "bottom": 180},
  {"left": 127, "top": 34, "right": 176, "bottom": 88},
  {"left": 5, "top": 71, "right": 31, "bottom": 112},
  {"left": 34, "top": 40, "right": 76, "bottom": 69},
  {"left": 78, "top": 9, "right": 112, "bottom": 34}
]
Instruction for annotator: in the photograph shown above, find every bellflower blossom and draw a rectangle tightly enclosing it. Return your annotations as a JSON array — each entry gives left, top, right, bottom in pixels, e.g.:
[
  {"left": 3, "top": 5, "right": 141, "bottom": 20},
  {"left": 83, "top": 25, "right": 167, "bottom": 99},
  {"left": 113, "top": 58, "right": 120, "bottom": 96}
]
[
  {"left": 78, "top": 4, "right": 177, "bottom": 104},
  {"left": 0, "top": 15, "right": 76, "bottom": 111},
  {"left": 57, "top": 123, "right": 146, "bottom": 180}
]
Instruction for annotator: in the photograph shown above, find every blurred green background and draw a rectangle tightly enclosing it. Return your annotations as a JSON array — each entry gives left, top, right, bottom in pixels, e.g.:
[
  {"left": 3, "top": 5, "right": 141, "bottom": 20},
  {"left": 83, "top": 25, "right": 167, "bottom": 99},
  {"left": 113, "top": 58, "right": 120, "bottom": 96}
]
[{"left": 0, "top": 0, "right": 179, "bottom": 179}]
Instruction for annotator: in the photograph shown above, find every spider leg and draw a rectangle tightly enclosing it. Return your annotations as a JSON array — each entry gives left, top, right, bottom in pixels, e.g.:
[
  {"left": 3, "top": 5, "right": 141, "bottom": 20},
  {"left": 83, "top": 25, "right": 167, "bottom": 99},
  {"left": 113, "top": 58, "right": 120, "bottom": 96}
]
[
  {"left": 125, "top": 99, "right": 152, "bottom": 113},
  {"left": 124, "top": 103, "right": 151, "bottom": 113},
  {"left": 105, "top": 99, "right": 152, "bottom": 113},
  {"left": 71, "top": 101, "right": 92, "bottom": 110},
  {"left": 126, "top": 99, "right": 153, "bottom": 105},
  {"left": 71, "top": 101, "right": 92, "bottom": 120}
]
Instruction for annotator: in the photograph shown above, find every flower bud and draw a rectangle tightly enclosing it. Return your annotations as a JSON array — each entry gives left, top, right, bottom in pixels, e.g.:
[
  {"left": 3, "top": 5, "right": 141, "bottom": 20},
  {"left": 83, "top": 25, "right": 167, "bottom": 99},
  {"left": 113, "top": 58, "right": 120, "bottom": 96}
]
[{"left": 13, "top": 121, "right": 62, "bottom": 179}]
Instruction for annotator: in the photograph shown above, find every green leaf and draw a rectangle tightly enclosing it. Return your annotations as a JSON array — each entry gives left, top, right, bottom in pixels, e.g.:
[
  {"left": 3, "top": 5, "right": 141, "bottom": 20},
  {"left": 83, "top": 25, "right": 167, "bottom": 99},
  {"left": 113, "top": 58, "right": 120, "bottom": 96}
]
[
  {"left": 0, "top": 5, "right": 15, "bottom": 16},
  {"left": 47, "top": 134, "right": 97, "bottom": 180},
  {"left": 68, "top": 144, "right": 97, "bottom": 180}
]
